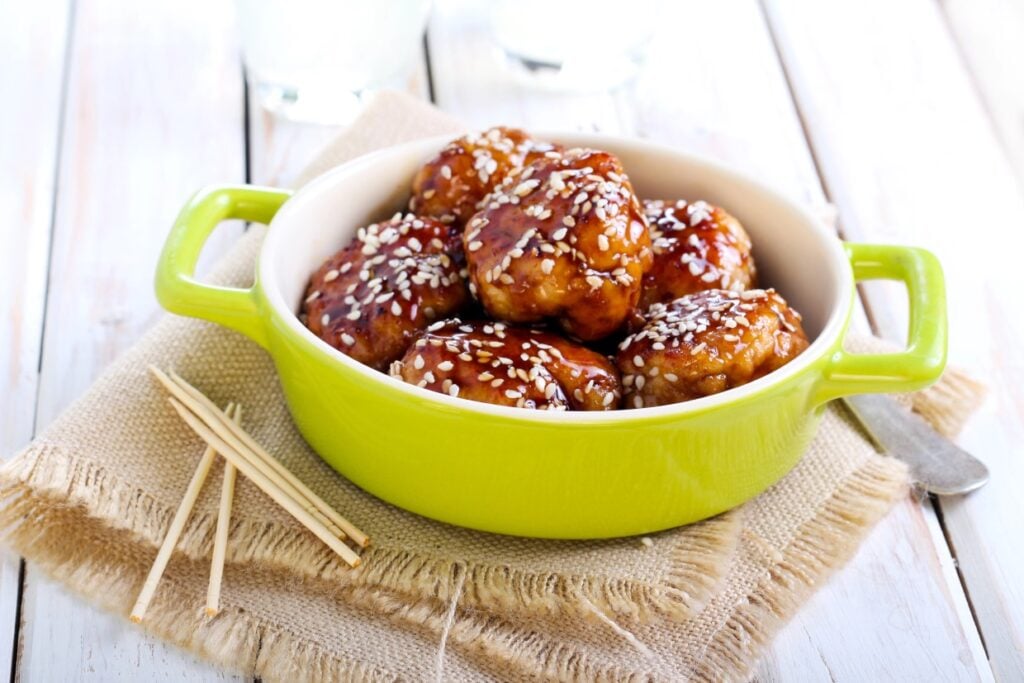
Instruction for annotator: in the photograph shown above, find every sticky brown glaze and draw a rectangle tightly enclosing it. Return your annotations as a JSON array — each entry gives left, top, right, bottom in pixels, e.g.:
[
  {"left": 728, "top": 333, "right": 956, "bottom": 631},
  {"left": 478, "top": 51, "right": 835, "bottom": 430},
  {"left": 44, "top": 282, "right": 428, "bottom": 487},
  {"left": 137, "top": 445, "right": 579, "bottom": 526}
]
[
  {"left": 409, "top": 126, "right": 562, "bottom": 228},
  {"left": 463, "top": 148, "right": 652, "bottom": 341},
  {"left": 302, "top": 213, "right": 470, "bottom": 371},
  {"left": 639, "top": 199, "right": 756, "bottom": 308},
  {"left": 390, "top": 319, "right": 622, "bottom": 410},
  {"left": 616, "top": 289, "right": 809, "bottom": 408}
]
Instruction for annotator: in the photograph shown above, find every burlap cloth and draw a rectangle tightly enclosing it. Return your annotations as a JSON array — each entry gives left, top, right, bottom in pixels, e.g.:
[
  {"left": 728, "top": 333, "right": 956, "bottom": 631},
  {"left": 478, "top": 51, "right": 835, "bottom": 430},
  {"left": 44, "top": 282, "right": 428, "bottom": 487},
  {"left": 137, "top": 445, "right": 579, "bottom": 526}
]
[{"left": 0, "top": 92, "right": 986, "bottom": 681}]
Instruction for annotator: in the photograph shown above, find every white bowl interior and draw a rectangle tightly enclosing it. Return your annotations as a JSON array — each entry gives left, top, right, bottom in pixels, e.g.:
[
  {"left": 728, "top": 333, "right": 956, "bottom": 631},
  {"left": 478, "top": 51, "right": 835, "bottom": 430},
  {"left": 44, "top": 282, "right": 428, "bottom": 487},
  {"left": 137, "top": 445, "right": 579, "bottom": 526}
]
[{"left": 261, "top": 133, "right": 851, "bottom": 420}]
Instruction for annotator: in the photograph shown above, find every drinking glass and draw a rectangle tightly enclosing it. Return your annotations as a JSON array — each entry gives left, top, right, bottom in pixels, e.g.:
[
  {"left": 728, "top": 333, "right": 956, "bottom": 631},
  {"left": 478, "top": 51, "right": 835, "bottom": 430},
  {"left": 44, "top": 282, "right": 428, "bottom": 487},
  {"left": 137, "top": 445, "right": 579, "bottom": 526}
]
[
  {"left": 490, "top": 0, "right": 661, "bottom": 91},
  {"left": 238, "top": 0, "right": 432, "bottom": 124}
]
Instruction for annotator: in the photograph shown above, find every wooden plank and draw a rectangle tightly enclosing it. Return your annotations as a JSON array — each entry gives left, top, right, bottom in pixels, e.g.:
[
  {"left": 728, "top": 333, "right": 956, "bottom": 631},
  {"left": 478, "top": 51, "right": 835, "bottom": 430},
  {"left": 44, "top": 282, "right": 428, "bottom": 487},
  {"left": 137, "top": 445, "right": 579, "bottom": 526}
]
[
  {"left": 762, "top": 0, "right": 1024, "bottom": 679},
  {"left": 17, "top": 1, "right": 247, "bottom": 679},
  {"left": 756, "top": 501, "right": 989, "bottom": 682},
  {"left": 940, "top": 0, "right": 1024, "bottom": 191},
  {"left": 428, "top": 0, "right": 988, "bottom": 679},
  {"left": 0, "top": 0, "right": 72, "bottom": 678}
]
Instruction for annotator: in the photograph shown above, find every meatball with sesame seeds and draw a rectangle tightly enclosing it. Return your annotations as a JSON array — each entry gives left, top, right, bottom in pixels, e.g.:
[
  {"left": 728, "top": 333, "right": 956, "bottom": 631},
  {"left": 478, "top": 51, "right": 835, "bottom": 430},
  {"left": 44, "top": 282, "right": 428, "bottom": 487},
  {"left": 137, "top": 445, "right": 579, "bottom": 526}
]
[
  {"left": 639, "top": 199, "right": 756, "bottom": 308},
  {"left": 617, "top": 289, "right": 809, "bottom": 407},
  {"left": 410, "top": 127, "right": 561, "bottom": 228},
  {"left": 464, "top": 148, "right": 653, "bottom": 341},
  {"left": 302, "top": 213, "right": 471, "bottom": 371},
  {"left": 390, "top": 319, "right": 622, "bottom": 410}
]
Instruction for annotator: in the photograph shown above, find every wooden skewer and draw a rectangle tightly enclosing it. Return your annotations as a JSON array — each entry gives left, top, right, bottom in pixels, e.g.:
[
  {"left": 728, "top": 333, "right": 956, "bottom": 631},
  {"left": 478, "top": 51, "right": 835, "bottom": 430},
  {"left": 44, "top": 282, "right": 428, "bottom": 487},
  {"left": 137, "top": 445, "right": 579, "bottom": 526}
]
[
  {"left": 149, "top": 366, "right": 369, "bottom": 548},
  {"left": 130, "top": 402, "right": 237, "bottom": 624},
  {"left": 167, "top": 397, "right": 362, "bottom": 568},
  {"left": 205, "top": 406, "right": 241, "bottom": 618},
  {"left": 167, "top": 368, "right": 370, "bottom": 547},
  {"left": 158, "top": 371, "right": 352, "bottom": 544}
]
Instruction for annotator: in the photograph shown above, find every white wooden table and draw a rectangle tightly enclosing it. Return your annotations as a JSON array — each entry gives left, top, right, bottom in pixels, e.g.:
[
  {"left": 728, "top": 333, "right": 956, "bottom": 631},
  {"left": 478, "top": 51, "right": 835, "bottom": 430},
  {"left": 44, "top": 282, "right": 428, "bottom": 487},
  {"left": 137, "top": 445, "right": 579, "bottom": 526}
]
[{"left": 3, "top": 0, "right": 1022, "bottom": 679}]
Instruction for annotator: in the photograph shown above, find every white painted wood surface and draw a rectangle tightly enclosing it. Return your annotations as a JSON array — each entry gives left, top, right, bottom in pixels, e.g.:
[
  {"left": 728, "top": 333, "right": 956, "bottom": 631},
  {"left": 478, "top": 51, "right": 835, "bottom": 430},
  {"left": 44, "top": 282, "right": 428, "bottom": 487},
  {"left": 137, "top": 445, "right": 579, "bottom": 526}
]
[
  {"left": 0, "top": 1, "right": 72, "bottom": 679},
  {"left": 13, "top": 0, "right": 247, "bottom": 679},
  {"left": 764, "top": 1, "right": 1024, "bottom": 679},
  {"left": 1, "top": 0, "right": 1018, "bottom": 679},
  {"left": 940, "top": 0, "right": 1024, "bottom": 191}
]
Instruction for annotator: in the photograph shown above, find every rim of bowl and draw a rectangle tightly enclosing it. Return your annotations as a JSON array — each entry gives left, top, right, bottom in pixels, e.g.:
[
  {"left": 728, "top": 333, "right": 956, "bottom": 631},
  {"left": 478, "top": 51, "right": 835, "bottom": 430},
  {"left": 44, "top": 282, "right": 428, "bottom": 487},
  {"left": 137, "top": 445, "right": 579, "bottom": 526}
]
[{"left": 260, "top": 133, "right": 853, "bottom": 424}]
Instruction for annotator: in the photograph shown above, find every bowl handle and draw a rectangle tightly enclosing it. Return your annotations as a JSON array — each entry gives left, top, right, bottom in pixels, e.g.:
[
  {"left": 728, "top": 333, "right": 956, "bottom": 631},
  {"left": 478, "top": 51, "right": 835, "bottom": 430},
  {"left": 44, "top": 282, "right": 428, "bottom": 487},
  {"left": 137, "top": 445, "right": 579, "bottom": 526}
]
[
  {"left": 814, "top": 242, "right": 947, "bottom": 404},
  {"left": 155, "top": 185, "right": 292, "bottom": 350}
]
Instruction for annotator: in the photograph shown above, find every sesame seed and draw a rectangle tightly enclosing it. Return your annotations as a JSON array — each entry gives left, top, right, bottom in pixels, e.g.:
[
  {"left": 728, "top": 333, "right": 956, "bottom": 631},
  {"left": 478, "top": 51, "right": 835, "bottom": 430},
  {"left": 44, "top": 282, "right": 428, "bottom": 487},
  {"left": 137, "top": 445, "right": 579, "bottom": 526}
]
[
  {"left": 305, "top": 290, "right": 321, "bottom": 303},
  {"left": 468, "top": 240, "right": 483, "bottom": 251},
  {"left": 514, "top": 179, "right": 540, "bottom": 196},
  {"left": 437, "top": 360, "right": 454, "bottom": 371},
  {"left": 391, "top": 301, "right": 402, "bottom": 316},
  {"left": 320, "top": 313, "right": 330, "bottom": 326},
  {"left": 602, "top": 392, "right": 615, "bottom": 407},
  {"left": 664, "top": 373, "right": 678, "bottom": 383},
  {"left": 448, "top": 384, "right": 460, "bottom": 397},
  {"left": 586, "top": 275, "right": 603, "bottom": 289},
  {"left": 691, "top": 342, "right": 708, "bottom": 355},
  {"left": 323, "top": 269, "right": 339, "bottom": 282},
  {"left": 346, "top": 310, "right": 360, "bottom": 320},
  {"left": 562, "top": 216, "right": 576, "bottom": 227},
  {"left": 505, "top": 389, "right": 521, "bottom": 399},
  {"left": 541, "top": 259, "right": 555, "bottom": 274},
  {"left": 633, "top": 355, "right": 644, "bottom": 367},
  {"left": 597, "top": 234, "right": 609, "bottom": 251},
  {"left": 552, "top": 227, "right": 568, "bottom": 241},
  {"left": 440, "top": 165, "right": 452, "bottom": 179},
  {"left": 341, "top": 333, "right": 355, "bottom": 346}
]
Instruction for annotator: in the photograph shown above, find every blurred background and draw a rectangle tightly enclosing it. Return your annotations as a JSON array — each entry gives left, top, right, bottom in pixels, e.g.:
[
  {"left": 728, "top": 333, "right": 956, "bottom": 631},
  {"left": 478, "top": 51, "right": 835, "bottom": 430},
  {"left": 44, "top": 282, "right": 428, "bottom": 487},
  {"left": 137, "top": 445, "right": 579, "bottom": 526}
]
[{"left": 2, "top": 0, "right": 1023, "bottom": 681}]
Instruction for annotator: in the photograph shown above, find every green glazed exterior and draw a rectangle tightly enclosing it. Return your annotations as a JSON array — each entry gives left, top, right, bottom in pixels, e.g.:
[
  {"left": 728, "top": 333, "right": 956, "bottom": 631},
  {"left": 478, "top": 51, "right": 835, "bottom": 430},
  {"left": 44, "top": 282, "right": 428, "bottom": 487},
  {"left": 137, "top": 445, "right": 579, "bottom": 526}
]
[{"left": 156, "top": 182, "right": 947, "bottom": 539}]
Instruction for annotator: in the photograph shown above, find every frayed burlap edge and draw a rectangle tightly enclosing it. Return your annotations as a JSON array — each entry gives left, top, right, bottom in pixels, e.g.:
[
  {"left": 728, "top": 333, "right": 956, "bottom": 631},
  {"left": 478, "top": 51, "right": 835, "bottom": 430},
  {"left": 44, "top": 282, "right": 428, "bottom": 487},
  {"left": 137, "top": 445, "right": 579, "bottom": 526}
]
[
  {"left": 0, "top": 428, "right": 928, "bottom": 681},
  {"left": 358, "top": 455, "right": 910, "bottom": 682},
  {"left": 904, "top": 372, "right": 987, "bottom": 440},
  {"left": 1, "top": 441, "right": 742, "bottom": 624},
  {"left": 0, "top": 486, "right": 399, "bottom": 683},
  {"left": 690, "top": 455, "right": 909, "bottom": 681},
  {"left": 359, "top": 505, "right": 743, "bottom": 624}
]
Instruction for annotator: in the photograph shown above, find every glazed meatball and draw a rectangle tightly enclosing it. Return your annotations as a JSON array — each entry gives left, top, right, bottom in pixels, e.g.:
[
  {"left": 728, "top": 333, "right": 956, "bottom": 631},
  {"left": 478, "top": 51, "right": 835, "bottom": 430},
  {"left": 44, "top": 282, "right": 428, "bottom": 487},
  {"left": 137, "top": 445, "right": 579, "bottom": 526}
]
[
  {"left": 390, "top": 319, "right": 621, "bottom": 410},
  {"left": 302, "top": 213, "right": 470, "bottom": 370},
  {"left": 640, "top": 199, "right": 756, "bottom": 308},
  {"left": 410, "top": 127, "right": 561, "bottom": 227},
  {"left": 464, "top": 148, "right": 652, "bottom": 341},
  {"left": 617, "top": 289, "right": 809, "bottom": 408}
]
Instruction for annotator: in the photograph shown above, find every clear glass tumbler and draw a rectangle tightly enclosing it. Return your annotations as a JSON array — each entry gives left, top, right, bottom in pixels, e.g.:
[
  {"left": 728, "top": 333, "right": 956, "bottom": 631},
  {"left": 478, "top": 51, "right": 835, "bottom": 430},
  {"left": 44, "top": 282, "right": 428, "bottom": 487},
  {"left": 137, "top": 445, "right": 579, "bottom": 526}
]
[
  {"left": 238, "top": 0, "right": 432, "bottom": 124},
  {"left": 490, "top": 0, "right": 661, "bottom": 92}
]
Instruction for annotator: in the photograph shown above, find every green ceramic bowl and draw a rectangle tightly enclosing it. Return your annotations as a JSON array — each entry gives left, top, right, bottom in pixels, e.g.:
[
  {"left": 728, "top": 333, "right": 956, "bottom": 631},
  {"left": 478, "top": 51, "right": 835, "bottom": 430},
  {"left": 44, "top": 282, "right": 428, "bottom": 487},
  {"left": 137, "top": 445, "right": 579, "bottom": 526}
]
[{"left": 156, "top": 133, "right": 946, "bottom": 539}]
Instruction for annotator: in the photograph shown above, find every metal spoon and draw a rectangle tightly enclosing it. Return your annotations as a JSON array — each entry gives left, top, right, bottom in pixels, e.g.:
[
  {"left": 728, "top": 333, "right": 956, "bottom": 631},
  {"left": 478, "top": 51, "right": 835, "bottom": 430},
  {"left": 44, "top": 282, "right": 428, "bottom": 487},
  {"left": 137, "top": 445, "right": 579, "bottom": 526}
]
[{"left": 842, "top": 393, "right": 989, "bottom": 495}]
